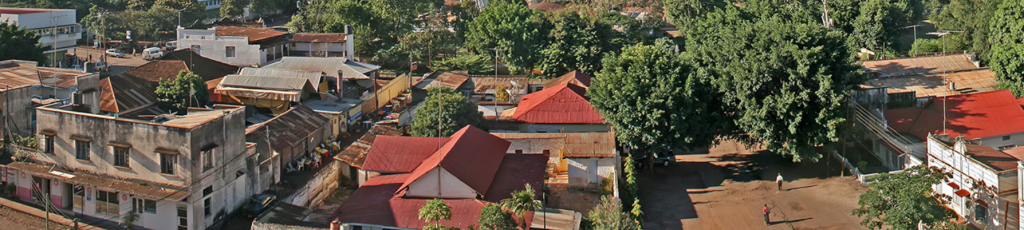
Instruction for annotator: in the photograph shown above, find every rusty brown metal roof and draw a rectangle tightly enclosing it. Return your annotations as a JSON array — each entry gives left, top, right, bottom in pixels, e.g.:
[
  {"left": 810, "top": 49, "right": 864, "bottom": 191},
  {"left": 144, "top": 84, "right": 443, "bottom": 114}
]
[
  {"left": 100, "top": 74, "right": 159, "bottom": 114},
  {"left": 490, "top": 132, "right": 616, "bottom": 158},
  {"left": 861, "top": 53, "right": 979, "bottom": 77},
  {"left": 471, "top": 76, "right": 529, "bottom": 95},
  {"left": 247, "top": 105, "right": 330, "bottom": 154},
  {"left": 4, "top": 161, "right": 188, "bottom": 200},
  {"left": 215, "top": 26, "right": 290, "bottom": 43},
  {"left": 334, "top": 124, "right": 403, "bottom": 168},
  {"left": 425, "top": 71, "right": 470, "bottom": 89},
  {"left": 291, "top": 33, "right": 347, "bottom": 43},
  {"left": 0, "top": 60, "right": 90, "bottom": 90}
]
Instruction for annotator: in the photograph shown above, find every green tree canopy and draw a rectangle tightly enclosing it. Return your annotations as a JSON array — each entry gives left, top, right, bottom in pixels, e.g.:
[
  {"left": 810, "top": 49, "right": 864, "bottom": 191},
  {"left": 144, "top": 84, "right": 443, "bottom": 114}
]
[
  {"left": 477, "top": 204, "right": 517, "bottom": 230},
  {"left": 587, "top": 195, "right": 639, "bottom": 230},
  {"left": 0, "top": 21, "right": 48, "bottom": 63},
  {"left": 155, "top": 71, "right": 210, "bottom": 114},
  {"left": 932, "top": 0, "right": 1003, "bottom": 61},
  {"left": 683, "top": 4, "right": 863, "bottom": 161},
  {"left": 219, "top": 0, "right": 245, "bottom": 18},
  {"left": 589, "top": 40, "right": 724, "bottom": 155},
  {"left": 411, "top": 87, "right": 487, "bottom": 137},
  {"left": 852, "top": 165, "right": 952, "bottom": 229},
  {"left": 537, "top": 10, "right": 615, "bottom": 78},
  {"left": 989, "top": 0, "right": 1024, "bottom": 96},
  {"left": 433, "top": 52, "right": 493, "bottom": 74},
  {"left": 465, "top": 2, "right": 543, "bottom": 74},
  {"left": 419, "top": 198, "right": 453, "bottom": 230}
]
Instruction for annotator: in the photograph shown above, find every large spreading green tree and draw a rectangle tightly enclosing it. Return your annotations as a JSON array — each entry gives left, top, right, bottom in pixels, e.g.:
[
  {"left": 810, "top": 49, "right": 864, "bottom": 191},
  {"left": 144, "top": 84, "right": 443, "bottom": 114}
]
[
  {"left": 989, "top": 0, "right": 1024, "bottom": 96},
  {"left": 465, "top": 1, "right": 543, "bottom": 74},
  {"left": 411, "top": 87, "right": 487, "bottom": 137},
  {"left": 219, "top": 0, "right": 245, "bottom": 18},
  {"left": 155, "top": 71, "right": 210, "bottom": 114},
  {"left": 590, "top": 39, "right": 725, "bottom": 157},
  {"left": 536, "top": 11, "right": 615, "bottom": 78},
  {"left": 434, "top": 52, "right": 493, "bottom": 74},
  {"left": 0, "top": 22, "right": 49, "bottom": 63},
  {"left": 932, "top": 0, "right": 1003, "bottom": 61},
  {"left": 684, "top": 5, "right": 863, "bottom": 161},
  {"left": 587, "top": 195, "right": 640, "bottom": 230},
  {"left": 477, "top": 204, "right": 517, "bottom": 230},
  {"left": 852, "top": 165, "right": 952, "bottom": 229}
]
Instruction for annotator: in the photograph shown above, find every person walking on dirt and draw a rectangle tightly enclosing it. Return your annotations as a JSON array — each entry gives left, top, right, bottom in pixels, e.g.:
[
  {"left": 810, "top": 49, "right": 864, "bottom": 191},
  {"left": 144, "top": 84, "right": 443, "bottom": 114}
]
[
  {"left": 763, "top": 204, "right": 770, "bottom": 224},
  {"left": 776, "top": 173, "right": 784, "bottom": 192}
]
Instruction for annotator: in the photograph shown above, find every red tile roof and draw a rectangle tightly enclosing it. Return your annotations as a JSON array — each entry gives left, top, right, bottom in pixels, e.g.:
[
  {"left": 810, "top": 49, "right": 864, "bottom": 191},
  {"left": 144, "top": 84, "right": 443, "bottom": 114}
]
[
  {"left": 99, "top": 74, "right": 159, "bottom": 114},
  {"left": 513, "top": 83, "right": 605, "bottom": 124},
  {"left": 335, "top": 125, "right": 404, "bottom": 168},
  {"left": 361, "top": 136, "right": 451, "bottom": 173},
  {"left": 400, "top": 126, "right": 512, "bottom": 197},
  {"left": 884, "top": 90, "right": 1024, "bottom": 140},
  {"left": 215, "top": 26, "right": 289, "bottom": 43},
  {"left": 544, "top": 71, "right": 592, "bottom": 89},
  {"left": 291, "top": 33, "right": 347, "bottom": 43},
  {"left": 334, "top": 153, "right": 543, "bottom": 229}
]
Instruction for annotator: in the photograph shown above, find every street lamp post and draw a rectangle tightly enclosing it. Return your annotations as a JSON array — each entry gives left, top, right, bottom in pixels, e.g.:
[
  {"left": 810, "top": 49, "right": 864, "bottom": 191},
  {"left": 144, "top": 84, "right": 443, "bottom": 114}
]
[{"left": 177, "top": 8, "right": 187, "bottom": 28}]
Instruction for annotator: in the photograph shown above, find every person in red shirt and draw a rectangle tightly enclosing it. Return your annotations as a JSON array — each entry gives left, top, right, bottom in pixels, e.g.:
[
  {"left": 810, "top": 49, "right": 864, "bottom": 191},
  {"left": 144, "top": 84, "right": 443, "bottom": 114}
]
[{"left": 763, "top": 204, "right": 770, "bottom": 225}]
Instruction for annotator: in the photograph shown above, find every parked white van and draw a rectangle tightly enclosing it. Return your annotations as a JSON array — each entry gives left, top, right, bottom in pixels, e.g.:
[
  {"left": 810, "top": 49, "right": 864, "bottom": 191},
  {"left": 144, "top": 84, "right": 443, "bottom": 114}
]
[{"left": 142, "top": 47, "right": 164, "bottom": 60}]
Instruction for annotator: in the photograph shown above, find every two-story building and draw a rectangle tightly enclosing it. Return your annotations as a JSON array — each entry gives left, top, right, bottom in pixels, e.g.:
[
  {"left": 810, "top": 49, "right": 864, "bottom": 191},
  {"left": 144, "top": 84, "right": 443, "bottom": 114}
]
[
  {"left": 2, "top": 73, "right": 263, "bottom": 230},
  {"left": 0, "top": 7, "right": 81, "bottom": 65},
  {"left": 0, "top": 60, "right": 94, "bottom": 138},
  {"left": 176, "top": 26, "right": 289, "bottom": 67},
  {"left": 928, "top": 134, "right": 1021, "bottom": 229}
]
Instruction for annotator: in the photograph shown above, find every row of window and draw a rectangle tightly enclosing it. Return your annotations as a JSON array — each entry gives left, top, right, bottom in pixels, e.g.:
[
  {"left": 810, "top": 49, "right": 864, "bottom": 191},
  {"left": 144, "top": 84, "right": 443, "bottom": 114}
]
[
  {"left": 32, "top": 25, "right": 80, "bottom": 37},
  {"left": 42, "top": 136, "right": 217, "bottom": 175},
  {"left": 202, "top": 0, "right": 222, "bottom": 7}
]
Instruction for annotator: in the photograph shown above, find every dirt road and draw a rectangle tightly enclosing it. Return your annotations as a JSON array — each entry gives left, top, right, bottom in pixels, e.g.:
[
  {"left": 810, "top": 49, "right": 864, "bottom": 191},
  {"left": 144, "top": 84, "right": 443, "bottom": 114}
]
[{"left": 640, "top": 140, "right": 868, "bottom": 230}]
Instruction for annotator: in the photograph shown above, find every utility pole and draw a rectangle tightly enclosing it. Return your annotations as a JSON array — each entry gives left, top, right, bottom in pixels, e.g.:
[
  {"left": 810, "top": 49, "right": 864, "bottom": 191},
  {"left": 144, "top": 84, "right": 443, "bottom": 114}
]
[
  {"left": 51, "top": 14, "right": 66, "bottom": 67},
  {"left": 901, "top": 24, "right": 922, "bottom": 57},
  {"left": 490, "top": 47, "right": 503, "bottom": 127},
  {"left": 44, "top": 191, "right": 50, "bottom": 230}
]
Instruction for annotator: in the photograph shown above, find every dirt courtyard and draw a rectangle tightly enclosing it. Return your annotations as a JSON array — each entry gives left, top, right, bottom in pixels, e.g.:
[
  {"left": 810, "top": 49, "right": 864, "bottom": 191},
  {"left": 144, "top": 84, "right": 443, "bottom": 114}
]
[{"left": 639, "top": 141, "right": 869, "bottom": 230}]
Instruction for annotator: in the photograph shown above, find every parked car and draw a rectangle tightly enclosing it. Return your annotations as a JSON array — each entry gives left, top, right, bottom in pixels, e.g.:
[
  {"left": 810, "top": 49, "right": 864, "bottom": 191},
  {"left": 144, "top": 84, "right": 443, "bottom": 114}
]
[
  {"left": 243, "top": 194, "right": 277, "bottom": 218},
  {"left": 654, "top": 154, "right": 674, "bottom": 166},
  {"left": 93, "top": 62, "right": 110, "bottom": 72},
  {"left": 142, "top": 47, "right": 164, "bottom": 60},
  {"left": 105, "top": 49, "right": 125, "bottom": 58},
  {"left": 166, "top": 41, "right": 177, "bottom": 50}
]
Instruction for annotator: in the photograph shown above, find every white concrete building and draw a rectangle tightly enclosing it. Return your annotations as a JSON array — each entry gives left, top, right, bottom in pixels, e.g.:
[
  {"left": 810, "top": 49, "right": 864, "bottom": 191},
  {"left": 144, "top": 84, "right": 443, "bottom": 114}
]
[
  {"left": 289, "top": 33, "right": 354, "bottom": 60},
  {"left": 0, "top": 7, "right": 82, "bottom": 64},
  {"left": 2, "top": 74, "right": 263, "bottom": 230},
  {"left": 199, "top": 0, "right": 222, "bottom": 10},
  {"left": 176, "top": 26, "right": 289, "bottom": 67},
  {"left": 927, "top": 135, "right": 1021, "bottom": 229}
]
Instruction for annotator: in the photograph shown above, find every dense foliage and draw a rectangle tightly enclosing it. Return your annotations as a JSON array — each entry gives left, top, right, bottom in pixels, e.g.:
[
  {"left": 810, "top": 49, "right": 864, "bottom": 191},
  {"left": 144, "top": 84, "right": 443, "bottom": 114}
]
[
  {"left": 477, "top": 204, "right": 517, "bottom": 230},
  {"left": 288, "top": 0, "right": 444, "bottom": 58},
  {"left": 852, "top": 165, "right": 952, "bottom": 229},
  {"left": 500, "top": 184, "right": 543, "bottom": 229},
  {"left": 587, "top": 195, "right": 639, "bottom": 230},
  {"left": 989, "top": 0, "right": 1024, "bottom": 96},
  {"left": 931, "top": 0, "right": 1003, "bottom": 61},
  {"left": 0, "top": 22, "right": 49, "bottom": 63},
  {"left": 155, "top": 71, "right": 209, "bottom": 114},
  {"left": 410, "top": 87, "right": 487, "bottom": 137},
  {"left": 465, "top": 2, "right": 543, "bottom": 74}
]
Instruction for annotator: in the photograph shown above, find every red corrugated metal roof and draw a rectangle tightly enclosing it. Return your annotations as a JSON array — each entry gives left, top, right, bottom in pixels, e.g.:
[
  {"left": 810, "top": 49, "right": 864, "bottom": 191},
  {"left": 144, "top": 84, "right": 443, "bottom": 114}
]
[
  {"left": 883, "top": 90, "right": 1024, "bottom": 140},
  {"left": 0, "top": 8, "right": 56, "bottom": 14},
  {"left": 964, "top": 144, "right": 1018, "bottom": 171},
  {"left": 361, "top": 136, "right": 451, "bottom": 173},
  {"left": 513, "top": 83, "right": 605, "bottom": 124},
  {"left": 483, "top": 154, "right": 547, "bottom": 202},
  {"left": 399, "top": 126, "right": 511, "bottom": 196}
]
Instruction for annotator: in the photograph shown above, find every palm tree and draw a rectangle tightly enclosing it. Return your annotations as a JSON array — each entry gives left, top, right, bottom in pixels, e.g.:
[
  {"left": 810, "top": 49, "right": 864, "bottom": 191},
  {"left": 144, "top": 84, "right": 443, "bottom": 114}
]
[
  {"left": 500, "top": 183, "right": 543, "bottom": 229},
  {"left": 419, "top": 198, "right": 452, "bottom": 230},
  {"left": 121, "top": 211, "right": 139, "bottom": 230}
]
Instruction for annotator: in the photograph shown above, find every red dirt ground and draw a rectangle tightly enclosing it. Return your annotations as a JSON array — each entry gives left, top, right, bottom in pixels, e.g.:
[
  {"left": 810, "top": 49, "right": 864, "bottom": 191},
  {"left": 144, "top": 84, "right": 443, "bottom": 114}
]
[
  {"left": 639, "top": 140, "right": 869, "bottom": 230},
  {"left": 0, "top": 206, "right": 70, "bottom": 230}
]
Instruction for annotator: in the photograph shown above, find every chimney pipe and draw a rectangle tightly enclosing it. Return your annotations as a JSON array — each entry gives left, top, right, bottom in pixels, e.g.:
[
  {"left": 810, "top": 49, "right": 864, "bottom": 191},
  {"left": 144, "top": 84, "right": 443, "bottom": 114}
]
[{"left": 330, "top": 220, "right": 341, "bottom": 230}]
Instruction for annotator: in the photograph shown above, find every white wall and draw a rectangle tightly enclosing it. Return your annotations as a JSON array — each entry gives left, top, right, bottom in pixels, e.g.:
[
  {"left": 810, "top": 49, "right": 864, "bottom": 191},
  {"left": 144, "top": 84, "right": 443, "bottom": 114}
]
[
  {"left": 0, "top": 9, "right": 81, "bottom": 50},
  {"left": 177, "top": 29, "right": 262, "bottom": 66},
  {"left": 976, "top": 133, "right": 1024, "bottom": 150},
  {"left": 567, "top": 158, "right": 616, "bottom": 187},
  {"left": 405, "top": 167, "right": 476, "bottom": 199},
  {"left": 927, "top": 136, "right": 1015, "bottom": 226}
]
